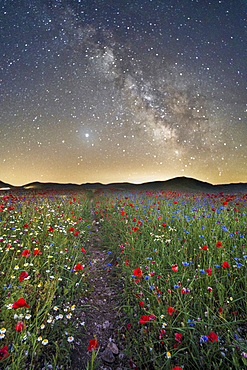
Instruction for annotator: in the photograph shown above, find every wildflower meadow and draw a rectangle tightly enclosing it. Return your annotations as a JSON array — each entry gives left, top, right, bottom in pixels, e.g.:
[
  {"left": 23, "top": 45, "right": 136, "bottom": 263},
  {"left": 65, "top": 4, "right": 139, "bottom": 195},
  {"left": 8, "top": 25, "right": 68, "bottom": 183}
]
[
  {"left": 0, "top": 187, "right": 246, "bottom": 369},
  {"left": 0, "top": 189, "right": 93, "bottom": 368}
]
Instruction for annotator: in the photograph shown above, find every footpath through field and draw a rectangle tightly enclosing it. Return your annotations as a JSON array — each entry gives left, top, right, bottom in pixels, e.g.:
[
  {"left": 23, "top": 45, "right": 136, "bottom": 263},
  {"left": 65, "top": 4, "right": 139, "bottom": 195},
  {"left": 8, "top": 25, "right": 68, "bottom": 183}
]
[{"left": 71, "top": 195, "right": 128, "bottom": 370}]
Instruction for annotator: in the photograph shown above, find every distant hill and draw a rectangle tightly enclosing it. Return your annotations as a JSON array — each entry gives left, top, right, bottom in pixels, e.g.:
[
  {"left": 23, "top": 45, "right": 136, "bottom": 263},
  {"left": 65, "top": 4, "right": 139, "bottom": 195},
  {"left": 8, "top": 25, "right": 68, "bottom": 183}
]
[
  {"left": 0, "top": 181, "right": 12, "bottom": 189},
  {"left": 1, "top": 177, "right": 247, "bottom": 193}
]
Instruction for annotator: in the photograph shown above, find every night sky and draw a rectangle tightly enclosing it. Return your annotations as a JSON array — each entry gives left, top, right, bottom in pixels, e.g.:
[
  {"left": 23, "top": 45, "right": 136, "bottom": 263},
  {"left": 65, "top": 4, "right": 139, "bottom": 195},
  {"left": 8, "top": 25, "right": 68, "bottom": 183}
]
[{"left": 0, "top": 0, "right": 246, "bottom": 186}]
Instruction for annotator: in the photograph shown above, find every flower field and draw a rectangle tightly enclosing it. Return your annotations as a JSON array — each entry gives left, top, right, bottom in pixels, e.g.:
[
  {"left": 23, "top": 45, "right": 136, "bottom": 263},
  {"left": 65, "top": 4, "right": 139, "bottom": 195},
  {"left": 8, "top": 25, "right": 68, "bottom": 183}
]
[
  {"left": 94, "top": 189, "right": 247, "bottom": 369},
  {"left": 0, "top": 189, "right": 93, "bottom": 368},
  {"left": 0, "top": 187, "right": 247, "bottom": 369}
]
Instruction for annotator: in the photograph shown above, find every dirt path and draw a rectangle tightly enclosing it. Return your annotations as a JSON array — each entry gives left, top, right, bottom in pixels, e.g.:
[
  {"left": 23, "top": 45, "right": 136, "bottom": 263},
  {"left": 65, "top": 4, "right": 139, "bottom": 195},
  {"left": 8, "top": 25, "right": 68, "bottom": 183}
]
[{"left": 71, "top": 196, "right": 128, "bottom": 369}]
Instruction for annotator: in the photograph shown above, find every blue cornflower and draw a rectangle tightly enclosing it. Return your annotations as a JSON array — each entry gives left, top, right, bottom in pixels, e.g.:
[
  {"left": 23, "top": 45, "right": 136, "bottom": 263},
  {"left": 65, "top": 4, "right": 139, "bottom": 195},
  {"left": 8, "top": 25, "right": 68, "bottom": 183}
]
[
  {"left": 215, "top": 264, "right": 221, "bottom": 268},
  {"left": 182, "top": 262, "right": 189, "bottom": 266},
  {"left": 188, "top": 319, "right": 196, "bottom": 326},
  {"left": 173, "top": 284, "right": 179, "bottom": 289},
  {"left": 200, "top": 269, "right": 205, "bottom": 273},
  {"left": 200, "top": 335, "right": 209, "bottom": 343},
  {"left": 145, "top": 276, "right": 149, "bottom": 280}
]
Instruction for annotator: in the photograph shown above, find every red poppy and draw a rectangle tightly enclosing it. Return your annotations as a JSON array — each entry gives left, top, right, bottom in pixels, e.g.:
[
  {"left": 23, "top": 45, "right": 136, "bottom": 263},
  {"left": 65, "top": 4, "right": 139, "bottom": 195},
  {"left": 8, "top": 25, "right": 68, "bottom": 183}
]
[
  {"left": 88, "top": 338, "right": 99, "bottom": 352},
  {"left": 134, "top": 268, "right": 142, "bottom": 277},
  {"left": 74, "top": 232, "right": 79, "bottom": 237},
  {"left": 136, "top": 279, "right": 140, "bottom": 283},
  {"left": 173, "top": 367, "right": 183, "bottom": 370},
  {"left": 69, "top": 227, "right": 75, "bottom": 232},
  {"left": 33, "top": 249, "right": 42, "bottom": 256},
  {"left": 219, "top": 307, "right": 223, "bottom": 314},
  {"left": 12, "top": 298, "right": 29, "bottom": 309},
  {"left": 149, "top": 314, "right": 155, "bottom": 321},
  {"left": 0, "top": 345, "right": 9, "bottom": 360},
  {"left": 206, "top": 268, "right": 212, "bottom": 275},
  {"left": 139, "top": 315, "right": 150, "bottom": 324},
  {"left": 48, "top": 227, "right": 53, "bottom": 232},
  {"left": 74, "top": 264, "right": 83, "bottom": 271},
  {"left": 159, "top": 328, "right": 166, "bottom": 339},
  {"left": 206, "top": 332, "right": 218, "bottom": 342},
  {"left": 171, "top": 264, "right": 178, "bottom": 272},
  {"left": 175, "top": 332, "right": 182, "bottom": 343},
  {"left": 22, "top": 249, "right": 31, "bottom": 257},
  {"left": 222, "top": 261, "right": 230, "bottom": 269},
  {"left": 168, "top": 306, "right": 175, "bottom": 315},
  {"left": 202, "top": 245, "right": 208, "bottom": 250},
  {"left": 139, "top": 301, "right": 144, "bottom": 307},
  {"left": 81, "top": 248, "right": 85, "bottom": 253},
  {"left": 19, "top": 271, "right": 29, "bottom": 282},
  {"left": 216, "top": 242, "right": 222, "bottom": 248},
  {"left": 16, "top": 321, "right": 25, "bottom": 332},
  {"left": 129, "top": 358, "right": 138, "bottom": 369}
]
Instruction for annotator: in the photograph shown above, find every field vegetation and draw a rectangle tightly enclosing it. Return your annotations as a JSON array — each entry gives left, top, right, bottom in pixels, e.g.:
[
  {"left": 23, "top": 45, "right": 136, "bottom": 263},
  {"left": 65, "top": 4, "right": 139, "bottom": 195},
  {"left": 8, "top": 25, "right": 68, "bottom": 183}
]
[{"left": 0, "top": 188, "right": 246, "bottom": 369}]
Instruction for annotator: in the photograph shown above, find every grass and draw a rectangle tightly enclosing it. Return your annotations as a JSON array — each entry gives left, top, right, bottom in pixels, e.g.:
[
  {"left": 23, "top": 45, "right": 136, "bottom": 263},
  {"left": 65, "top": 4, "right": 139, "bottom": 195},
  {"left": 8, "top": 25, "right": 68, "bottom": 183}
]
[
  {"left": 0, "top": 188, "right": 246, "bottom": 369},
  {"left": 0, "top": 189, "right": 93, "bottom": 368},
  {"left": 93, "top": 189, "right": 247, "bottom": 369}
]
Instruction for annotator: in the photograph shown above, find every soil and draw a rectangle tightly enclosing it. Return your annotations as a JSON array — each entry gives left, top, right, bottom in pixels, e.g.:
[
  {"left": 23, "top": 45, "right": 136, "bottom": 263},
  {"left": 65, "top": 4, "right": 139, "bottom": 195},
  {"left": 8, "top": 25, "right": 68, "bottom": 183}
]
[{"left": 70, "top": 197, "right": 129, "bottom": 370}]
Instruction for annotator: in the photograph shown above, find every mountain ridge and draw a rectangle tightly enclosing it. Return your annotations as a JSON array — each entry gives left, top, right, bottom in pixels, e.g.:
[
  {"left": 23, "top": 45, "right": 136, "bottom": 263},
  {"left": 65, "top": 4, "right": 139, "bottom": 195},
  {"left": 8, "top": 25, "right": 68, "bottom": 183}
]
[{"left": 1, "top": 176, "right": 247, "bottom": 193}]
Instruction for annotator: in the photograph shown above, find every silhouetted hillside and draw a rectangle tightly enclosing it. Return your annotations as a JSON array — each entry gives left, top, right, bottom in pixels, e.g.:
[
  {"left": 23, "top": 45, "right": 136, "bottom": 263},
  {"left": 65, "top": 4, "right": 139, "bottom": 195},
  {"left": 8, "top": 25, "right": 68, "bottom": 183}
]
[
  {"left": 1, "top": 177, "right": 247, "bottom": 193},
  {"left": 0, "top": 181, "right": 12, "bottom": 189}
]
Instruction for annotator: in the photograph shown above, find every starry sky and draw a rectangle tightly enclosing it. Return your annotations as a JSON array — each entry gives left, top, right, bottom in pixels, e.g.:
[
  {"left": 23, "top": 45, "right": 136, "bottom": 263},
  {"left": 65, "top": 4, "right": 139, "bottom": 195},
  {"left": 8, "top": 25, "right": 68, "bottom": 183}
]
[{"left": 0, "top": 0, "right": 246, "bottom": 186}]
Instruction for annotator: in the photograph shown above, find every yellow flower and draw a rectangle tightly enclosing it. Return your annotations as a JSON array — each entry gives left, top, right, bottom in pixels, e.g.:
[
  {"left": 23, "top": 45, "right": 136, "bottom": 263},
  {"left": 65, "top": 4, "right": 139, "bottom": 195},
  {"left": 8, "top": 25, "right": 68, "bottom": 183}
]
[{"left": 166, "top": 352, "right": 171, "bottom": 359}]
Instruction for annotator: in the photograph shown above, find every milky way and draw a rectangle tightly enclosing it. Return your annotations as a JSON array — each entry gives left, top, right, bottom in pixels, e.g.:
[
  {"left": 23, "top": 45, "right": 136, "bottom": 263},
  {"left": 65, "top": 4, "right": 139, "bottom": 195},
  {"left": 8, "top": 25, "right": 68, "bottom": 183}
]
[{"left": 0, "top": 0, "right": 246, "bottom": 185}]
